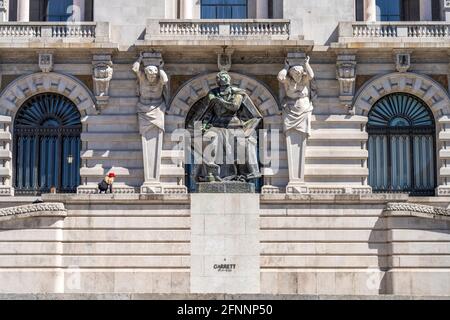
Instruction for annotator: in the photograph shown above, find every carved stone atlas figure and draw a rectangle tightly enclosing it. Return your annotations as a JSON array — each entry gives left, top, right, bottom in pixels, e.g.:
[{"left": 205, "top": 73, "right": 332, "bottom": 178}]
[
  {"left": 133, "top": 53, "right": 169, "bottom": 193},
  {"left": 278, "top": 55, "right": 315, "bottom": 193}
]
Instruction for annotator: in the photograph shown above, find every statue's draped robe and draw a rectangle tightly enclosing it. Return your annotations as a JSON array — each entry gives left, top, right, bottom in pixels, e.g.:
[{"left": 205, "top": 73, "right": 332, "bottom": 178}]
[
  {"left": 189, "top": 87, "right": 262, "bottom": 181},
  {"left": 137, "top": 98, "right": 166, "bottom": 133},
  {"left": 282, "top": 77, "right": 313, "bottom": 136}
]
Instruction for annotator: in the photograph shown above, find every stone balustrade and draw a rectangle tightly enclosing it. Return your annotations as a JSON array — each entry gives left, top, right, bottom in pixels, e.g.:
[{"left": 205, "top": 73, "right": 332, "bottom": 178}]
[
  {"left": 0, "top": 22, "right": 110, "bottom": 44},
  {"left": 339, "top": 21, "right": 450, "bottom": 39},
  {"left": 146, "top": 19, "right": 291, "bottom": 40}
]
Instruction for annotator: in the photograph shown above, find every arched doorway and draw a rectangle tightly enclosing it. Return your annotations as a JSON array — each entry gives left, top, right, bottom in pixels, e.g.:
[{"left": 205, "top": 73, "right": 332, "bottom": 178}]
[
  {"left": 367, "top": 93, "right": 436, "bottom": 195},
  {"left": 14, "top": 93, "right": 82, "bottom": 195},
  {"left": 164, "top": 72, "right": 282, "bottom": 194}
]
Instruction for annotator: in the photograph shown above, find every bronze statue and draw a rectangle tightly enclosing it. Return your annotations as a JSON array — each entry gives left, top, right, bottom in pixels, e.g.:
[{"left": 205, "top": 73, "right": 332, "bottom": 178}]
[{"left": 189, "top": 71, "right": 263, "bottom": 183}]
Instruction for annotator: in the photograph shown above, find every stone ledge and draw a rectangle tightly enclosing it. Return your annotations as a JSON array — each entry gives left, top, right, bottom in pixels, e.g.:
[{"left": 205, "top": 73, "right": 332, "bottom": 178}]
[
  {"left": 41, "top": 193, "right": 190, "bottom": 204},
  {"left": 135, "top": 39, "right": 314, "bottom": 50},
  {"left": 0, "top": 203, "right": 66, "bottom": 222},
  {"left": 260, "top": 193, "right": 410, "bottom": 204},
  {"left": 0, "top": 193, "right": 447, "bottom": 207},
  {"left": 0, "top": 293, "right": 448, "bottom": 300},
  {"left": 384, "top": 202, "right": 450, "bottom": 220}
]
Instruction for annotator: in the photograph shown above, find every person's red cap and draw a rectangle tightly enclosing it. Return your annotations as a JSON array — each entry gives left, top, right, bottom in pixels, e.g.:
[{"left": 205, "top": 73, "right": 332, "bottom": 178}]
[{"left": 108, "top": 172, "right": 116, "bottom": 178}]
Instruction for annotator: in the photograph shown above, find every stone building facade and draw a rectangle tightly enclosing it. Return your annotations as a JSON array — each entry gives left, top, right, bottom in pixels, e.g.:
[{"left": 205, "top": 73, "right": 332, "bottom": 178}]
[{"left": 0, "top": 0, "right": 450, "bottom": 297}]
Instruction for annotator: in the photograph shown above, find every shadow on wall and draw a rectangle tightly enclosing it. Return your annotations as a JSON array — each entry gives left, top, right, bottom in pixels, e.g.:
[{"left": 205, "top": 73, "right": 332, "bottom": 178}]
[
  {"left": 369, "top": 212, "right": 450, "bottom": 295},
  {"left": 325, "top": 25, "right": 339, "bottom": 46},
  {"left": 0, "top": 216, "right": 62, "bottom": 231},
  {"left": 368, "top": 217, "right": 392, "bottom": 295}
]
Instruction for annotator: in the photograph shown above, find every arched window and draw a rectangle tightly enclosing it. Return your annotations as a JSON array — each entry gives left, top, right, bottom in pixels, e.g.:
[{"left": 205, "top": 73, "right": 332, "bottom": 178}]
[
  {"left": 368, "top": 93, "right": 436, "bottom": 196},
  {"left": 14, "top": 93, "right": 82, "bottom": 195}
]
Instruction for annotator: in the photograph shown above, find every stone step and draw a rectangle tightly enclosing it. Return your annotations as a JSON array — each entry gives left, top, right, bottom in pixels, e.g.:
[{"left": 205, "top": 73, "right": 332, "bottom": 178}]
[
  {"left": 82, "top": 114, "right": 137, "bottom": 125},
  {"left": 306, "top": 148, "right": 368, "bottom": 159},
  {"left": 0, "top": 293, "right": 445, "bottom": 300},
  {"left": 81, "top": 133, "right": 140, "bottom": 142},
  {"left": 309, "top": 130, "right": 368, "bottom": 141},
  {"left": 305, "top": 166, "right": 368, "bottom": 177},
  {"left": 81, "top": 150, "right": 142, "bottom": 160},
  {"left": 0, "top": 150, "right": 12, "bottom": 159}
]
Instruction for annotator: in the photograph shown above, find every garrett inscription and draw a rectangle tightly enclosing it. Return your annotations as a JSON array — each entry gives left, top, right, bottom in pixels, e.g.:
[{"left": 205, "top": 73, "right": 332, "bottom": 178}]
[{"left": 213, "top": 264, "right": 237, "bottom": 272}]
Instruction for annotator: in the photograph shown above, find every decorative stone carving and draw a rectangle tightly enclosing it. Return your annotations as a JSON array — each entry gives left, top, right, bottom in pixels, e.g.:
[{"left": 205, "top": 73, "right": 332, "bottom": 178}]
[
  {"left": 336, "top": 54, "right": 357, "bottom": 112},
  {"left": 353, "top": 72, "right": 450, "bottom": 117},
  {"left": 216, "top": 48, "right": 234, "bottom": 71},
  {"left": 132, "top": 51, "right": 169, "bottom": 194},
  {"left": 92, "top": 54, "right": 113, "bottom": 109},
  {"left": 278, "top": 52, "right": 315, "bottom": 194},
  {"left": 0, "top": 203, "right": 67, "bottom": 222},
  {"left": 39, "top": 53, "right": 53, "bottom": 73},
  {"left": 394, "top": 50, "right": 411, "bottom": 73},
  {"left": 384, "top": 202, "right": 450, "bottom": 219}
]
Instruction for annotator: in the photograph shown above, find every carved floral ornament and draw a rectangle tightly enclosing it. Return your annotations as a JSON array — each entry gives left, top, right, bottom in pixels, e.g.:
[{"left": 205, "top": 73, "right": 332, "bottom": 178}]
[
  {"left": 394, "top": 50, "right": 412, "bottom": 73},
  {"left": 336, "top": 54, "right": 357, "bottom": 110},
  {"left": 39, "top": 52, "right": 53, "bottom": 73},
  {"left": 385, "top": 202, "right": 450, "bottom": 218},
  {"left": 0, "top": 203, "right": 67, "bottom": 222}
]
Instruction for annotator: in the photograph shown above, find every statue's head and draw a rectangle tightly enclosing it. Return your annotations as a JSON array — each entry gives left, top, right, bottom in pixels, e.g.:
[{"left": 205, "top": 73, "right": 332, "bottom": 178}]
[
  {"left": 289, "top": 65, "right": 305, "bottom": 83},
  {"left": 216, "top": 71, "right": 231, "bottom": 87},
  {"left": 144, "top": 65, "right": 159, "bottom": 83}
]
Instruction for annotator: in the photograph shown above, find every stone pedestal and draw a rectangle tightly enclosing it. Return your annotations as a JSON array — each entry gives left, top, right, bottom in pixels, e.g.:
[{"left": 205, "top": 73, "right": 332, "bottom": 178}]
[
  {"left": 285, "top": 130, "right": 309, "bottom": 194},
  {"left": 190, "top": 194, "right": 260, "bottom": 294},
  {"left": 140, "top": 127, "right": 163, "bottom": 194},
  {"left": 197, "top": 182, "right": 255, "bottom": 194}
]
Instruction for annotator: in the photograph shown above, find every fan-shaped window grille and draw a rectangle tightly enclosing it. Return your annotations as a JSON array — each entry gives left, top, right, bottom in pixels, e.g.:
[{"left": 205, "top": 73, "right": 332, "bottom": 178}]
[
  {"left": 14, "top": 93, "right": 82, "bottom": 195},
  {"left": 368, "top": 93, "right": 436, "bottom": 196}
]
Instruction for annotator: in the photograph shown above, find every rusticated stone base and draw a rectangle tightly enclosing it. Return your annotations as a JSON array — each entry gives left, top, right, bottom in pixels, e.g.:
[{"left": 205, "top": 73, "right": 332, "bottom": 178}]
[{"left": 197, "top": 182, "right": 255, "bottom": 194}]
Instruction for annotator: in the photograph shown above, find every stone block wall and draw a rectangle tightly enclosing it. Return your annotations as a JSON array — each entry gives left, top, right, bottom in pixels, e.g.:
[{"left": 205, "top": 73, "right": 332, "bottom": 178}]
[
  {"left": 0, "top": 196, "right": 449, "bottom": 296},
  {"left": 0, "top": 197, "right": 191, "bottom": 294}
]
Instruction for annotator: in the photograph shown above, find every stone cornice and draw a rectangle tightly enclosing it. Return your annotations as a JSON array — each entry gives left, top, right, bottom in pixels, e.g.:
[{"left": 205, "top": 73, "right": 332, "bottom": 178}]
[
  {"left": 0, "top": 194, "right": 450, "bottom": 207},
  {"left": 0, "top": 203, "right": 67, "bottom": 222}
]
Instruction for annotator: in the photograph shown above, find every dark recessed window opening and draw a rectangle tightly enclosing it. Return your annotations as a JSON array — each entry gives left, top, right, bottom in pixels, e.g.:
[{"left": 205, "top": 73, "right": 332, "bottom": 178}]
[
  {"left": 201, "top": 0, "right": 248, "bottom": 19},
  {"left": 14, "top": 93, "right": 82, "bottom": 195},
  {"left": 368, "top": 93, "right": 436, "bottom": 196}
]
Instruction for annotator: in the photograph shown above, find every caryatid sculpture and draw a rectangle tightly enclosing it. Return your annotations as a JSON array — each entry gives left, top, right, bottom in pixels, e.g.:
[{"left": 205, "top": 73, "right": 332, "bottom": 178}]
[
  {"left": 132, "top": 53, "right": 169, "bottom": 193},
  {"left": 278, "top": 55, "right": 315, "bottom": 193}
]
